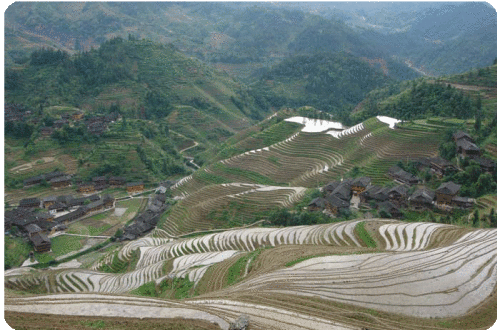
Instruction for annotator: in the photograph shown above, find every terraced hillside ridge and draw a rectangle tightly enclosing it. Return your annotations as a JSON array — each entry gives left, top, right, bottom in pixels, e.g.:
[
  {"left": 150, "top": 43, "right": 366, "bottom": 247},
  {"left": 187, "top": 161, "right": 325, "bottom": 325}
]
[
  {"left": 5, "top": 220, "right": 496, "bottom": 329},
  {"left": 162, "top": 183, "right": 307, "bottom": 236},
  {"left": 173, "top": 115, "right": 441, "bottom": 198}
]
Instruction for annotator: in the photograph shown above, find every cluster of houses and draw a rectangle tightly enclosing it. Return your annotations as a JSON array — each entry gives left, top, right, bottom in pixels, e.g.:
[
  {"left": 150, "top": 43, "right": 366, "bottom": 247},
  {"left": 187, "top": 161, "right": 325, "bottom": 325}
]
[
  {"left": 120, "top": 191, "right": 170, "bottom": 241},
  {"left": 23, "top": 171, "right": 72, "bottom": 189},
  {"left": 40, "top": 111, "right": 84, "bottom": 137},
  {"left": 453, "top": 131, "right": 496, "bottom": 173},
  {"left": 38, "top": 110, "right": 120, "bottom": 138},
  {"left": 84, "top": 112, "right": 120, "bottom": 136},
  {"left": 308, "top": 177, "right": 371, "bottom": 216},
  {"left": 5, "top": 193, "right": 116, "bottom": 253},
  {"left": 309, "top": 166, "right": 477, "bottom": 219},
  {"left": 23, "top": 171, "right": 147, "bottom": 195},
  {"left": 5, "top": 103, "right": 32, "bottom": 123},
  {"left": 77, "top": 176, "right": 127, "bottom": 193},
  {"left": 79, "top": 178, "right": 144, "bottom": 194}
]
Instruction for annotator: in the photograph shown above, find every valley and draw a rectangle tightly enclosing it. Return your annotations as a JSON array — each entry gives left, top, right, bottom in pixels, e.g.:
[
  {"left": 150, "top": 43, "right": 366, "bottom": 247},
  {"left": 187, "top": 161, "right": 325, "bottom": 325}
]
[{"left": 3, "top": 2, "right": 497, "bottom": 330}]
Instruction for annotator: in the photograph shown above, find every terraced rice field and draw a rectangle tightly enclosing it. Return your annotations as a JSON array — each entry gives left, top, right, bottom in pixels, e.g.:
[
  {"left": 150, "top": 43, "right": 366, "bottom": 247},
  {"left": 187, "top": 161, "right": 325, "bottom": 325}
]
[
  {"left": 162, "top": 183, "right": 307, "bottom": 236},
  {"left": 5, "top": 219, "right": 496, "bottom": 329},
  {"left": 173, "top": 116, "right": 442, "bottom": 198}
]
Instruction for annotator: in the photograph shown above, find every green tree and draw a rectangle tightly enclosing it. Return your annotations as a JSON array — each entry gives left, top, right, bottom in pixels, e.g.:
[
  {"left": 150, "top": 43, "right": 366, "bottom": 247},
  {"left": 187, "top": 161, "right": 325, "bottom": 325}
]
[
  {"left": 489, "top": 208, "right": 496, "bottom": 228},
  {"left": 114, "top": 228, "right": 124, "bottom": 238},
  {"left": 439, "top": 142, "right": 457, "bottom": 160},
  {"left": 472, "top": 209, "right": 480, "bottom": 227},
  {"left": 474, "top": 96, "right": 482, "bottom": 133}
]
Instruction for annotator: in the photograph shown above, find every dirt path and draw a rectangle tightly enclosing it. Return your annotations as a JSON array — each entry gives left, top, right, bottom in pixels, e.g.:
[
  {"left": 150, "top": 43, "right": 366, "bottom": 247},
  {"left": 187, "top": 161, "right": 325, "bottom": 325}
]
[
  {"left": 9, "top": 157, "right": 55, "bottom": 173},
  {"left": 179, "top": 141, "right": 199, "bottom": 153},
  {"left": 428, "top": 80, "right": 495, "bottom": 92}
]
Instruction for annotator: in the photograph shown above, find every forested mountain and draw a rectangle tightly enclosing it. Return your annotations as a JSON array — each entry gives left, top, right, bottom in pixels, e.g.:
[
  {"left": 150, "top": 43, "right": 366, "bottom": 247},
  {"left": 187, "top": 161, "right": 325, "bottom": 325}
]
[
  {"left": 352, "top": 65, "right": 497, "bottom": 122},
  {"left": 5, "top": 2, "right": 495, "bottom": 78},
  {"left": 250, "top": 52, "right": 395, "bottom": 123},
  {"left": 5, "top": 37, "right": 266, "bottom": 125}
]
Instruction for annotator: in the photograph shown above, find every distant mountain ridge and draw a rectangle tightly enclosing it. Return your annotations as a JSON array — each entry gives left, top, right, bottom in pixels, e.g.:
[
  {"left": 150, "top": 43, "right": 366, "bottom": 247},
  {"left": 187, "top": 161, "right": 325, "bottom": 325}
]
[{"left": 4, "top": 2, "right": 495, "bottom": 77}]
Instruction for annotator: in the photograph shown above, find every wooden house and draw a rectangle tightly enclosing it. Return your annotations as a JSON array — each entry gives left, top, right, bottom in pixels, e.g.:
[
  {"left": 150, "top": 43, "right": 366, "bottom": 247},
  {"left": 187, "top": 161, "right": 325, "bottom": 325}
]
[
  {"left": 50, "top": 175, "right": 72, "bottom": 189},
  {"left": 323, "top": 181, "right": 340, "bottom": 195},
  {"left": 428, "top": 156, "right": 456, "bottom": 177},
  {"left": 472, "top": 157, "right": 496, "bottom": 174},
  {"left": 35, "top": 211, "right": 54, "bottom": 223},
  {"left": 42, "top": 196, "right": 57, "bottom": 209},
  {"left": 109, "top": 176, "right": 126, "bottom": 186},
  {"left": 25, "top": 224, "right": 42, "bottom": 238},
  {"left": 451, "top": 196, "right": 475, "bottom": 209},
  {"left": 85, "top": 199, "right": 104, "bottom": 213},
  {"left": 44, "top": 171, "right": 65, "bottom": 181},
  {"left": 351, "top": 177, "right": 371, "bottom": 195},
  {"left": 49, "top": 201, "right": 67, "bottom": 214},
  {"left": 415, "top": 157, "right": 431, "bottom": 172},
  {"left": 408, "top": 188, "right": 435, "bottom": 210},
  {"left": 102, "top": 194, "right": 115, "bottom": 208},
  {"left": 456, "top": 139, "right": 481, "bottom": 158},
  {"left": 387, "top": 166, "right": 420, "bottom": 185},
  {"left": 127, "top": 182, "right": 144, "bottom": 193},
  {"left": 92, "top": 176, "right": 108, "bottom": 187},
  {"left": 435, "top": 181, "right": 461, "bottom": 205},
  {"left": 23, "top": 175, "right": 44, "bottom": 187},
  {"left": 31, "top": 233, "right": 51, "bottom": 252},
  {"left": 78, "top": 183, "right": 95, "bottom": 194},
  {"left": 308, "top": 197, "right": 327, "bottom": 212},
  {"left": 361, "top": 185, "right": 390, "bottom": 204},
  {"left": 325, "top": 195, "right": 350, "bottom": 215},
  {"left": 19, "top": 197, "right": 41, "bottom": 208},
  {"left": 452, "top": 131, "right": 473, "bottom": 143},
  {"left": 377, "top": 201, "right": 402, "bottom": 219},
  {"left": 387, "top": 185, "right": 409, "bottom": 207}
]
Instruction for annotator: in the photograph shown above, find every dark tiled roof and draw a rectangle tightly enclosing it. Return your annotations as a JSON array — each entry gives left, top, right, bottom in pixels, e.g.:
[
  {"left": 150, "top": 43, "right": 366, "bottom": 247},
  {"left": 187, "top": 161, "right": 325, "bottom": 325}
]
[
  {"left": 31, "top": 233, "right": 51, "bottom": 247},
  {"left": 25, "top": 224, "right": 42, "bottom": 233},
  {"left": 456, "top": 138, "right": 480, "bottom": 152},
  {"left": 352, "top": 177, "right": 371, "bottom": 188},
  {"left": 325, "top": 194, "right": 350, "bottom": 208},
  {"left": 86, "top": 194, "right": 101, "bottom": 202},
  {"left": 472, "top": 157, "right": 496, "bottom": 168},
  {"left": 393, "top": 169, "right": 420, "bottom": 183},
  {"left": 409, "top": 188, "right": 435, "bottom": 204},
  {"left": 69, "top": 197, "right": 86, "bottom": 207},
  {"left": 127, "top": 181, "right": 144, "bottom": 187},
  {"left": 19, "top": 198, "right": 40, "bottom": 206},
  {"left": 388, "top": 184, "right": 409, "bottom": 197},
  {"left": 329, "top": 180, "right": 353, "bottom": 201},
  {"left": 436, "top": 181, "right": 461, "bottom": 196},
  {"left": 57, "top": 195, "right": 74, "bottom": 204},
  {"left": 453, "top": 131, "right": 473, "bottom": 142},
  {"left": 429, "top": 156, "right": 454, "bottom": 168},
  {"left": 85, "top": 199, "right": 104, "bottom": 210},
  {"left": 43, "top": 196, "right": 57, "bottom": 202},
  {"left": 308, "top": 197, "right": 327, "bottom": 209},
  {"left": 50, "top": 175, "right": 71, "bottom": 183},
  {"left": 50, "top": 202, "right": 68, "bottom": 210},
  {"left": 387, "top": 165, "right": 403, "bottom": 175},
  {"left": 323, "top": 181, "right": 340, "bottom": 193},
  {"left": 377, "top": 201, "right": 398, "bottom": 212}
]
